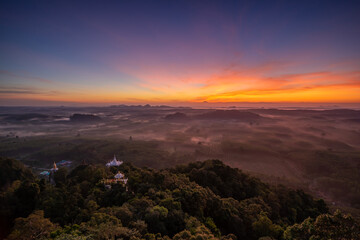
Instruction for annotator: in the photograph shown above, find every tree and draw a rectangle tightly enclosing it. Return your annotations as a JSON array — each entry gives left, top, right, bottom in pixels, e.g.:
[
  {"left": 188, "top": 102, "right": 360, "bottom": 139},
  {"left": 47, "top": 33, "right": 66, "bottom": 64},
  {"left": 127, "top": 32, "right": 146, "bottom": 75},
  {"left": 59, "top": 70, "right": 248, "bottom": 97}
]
[
  {"left": 283, "top": 210, "right": 360, "bottom": 240},
  {"left": 54, "top": 167, "right": 68, "bottom": 186},
  {"left": 0, "top": 157, "right": 34, "bottom": 189},
  {"left": 252, "top": 213, "right": 283, "bottom": 239},
  {"left": 145, "top": 205, "right": 169, "bottom": 235},
  {"left": 10, "top": 181, "right": 40, "bottom": 221},
  {"left": 7, "top": 210, "right": 58, "bottom": 240}
]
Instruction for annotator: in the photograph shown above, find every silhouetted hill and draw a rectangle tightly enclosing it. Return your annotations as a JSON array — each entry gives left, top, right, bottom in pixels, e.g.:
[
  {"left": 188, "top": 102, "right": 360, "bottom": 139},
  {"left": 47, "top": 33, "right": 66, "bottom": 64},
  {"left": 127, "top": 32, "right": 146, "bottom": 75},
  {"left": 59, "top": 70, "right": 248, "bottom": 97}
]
[
  {"left": 344, "top": 118, "right": 360, "bottom": 123},
  {"left": 322, "top": 109, "right": 360, "bottom": 118},
  {"left": 164, "top": 112, "right": 188, "bottom": 120},
  {"left": 249, "top": 108, "right": 360, "bottom": 118},
  {"left": 69, "top": 113, "right": 101, "bottom": 122},
  {"left": 195, "top": 110, "right": 265, "bottom": 121},
  {"left": 4, "top": 113, "right": 50, "bottom": 121}
]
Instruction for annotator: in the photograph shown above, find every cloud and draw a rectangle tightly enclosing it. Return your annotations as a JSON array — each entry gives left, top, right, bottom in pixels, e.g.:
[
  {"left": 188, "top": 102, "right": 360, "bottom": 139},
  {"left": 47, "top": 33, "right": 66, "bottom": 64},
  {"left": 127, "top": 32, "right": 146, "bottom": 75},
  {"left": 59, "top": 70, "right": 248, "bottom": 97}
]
[
  {"left": 0, "top": 90, "right": 41, "bottom": 94},
  {"left": 0, "top": 87, "right": 62, "bottom": 96},
  {"left": 190, "top": 67, "right": 360, "bottom": 102},
  {"left": 0, "top": 70, "right": 54, "bottom": 83}
]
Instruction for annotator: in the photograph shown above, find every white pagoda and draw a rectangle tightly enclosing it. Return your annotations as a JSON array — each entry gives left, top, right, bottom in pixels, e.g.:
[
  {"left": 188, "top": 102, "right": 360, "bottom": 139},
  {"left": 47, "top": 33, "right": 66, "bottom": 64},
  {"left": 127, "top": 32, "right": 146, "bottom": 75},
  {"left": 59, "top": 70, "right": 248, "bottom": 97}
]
[{"left": 106, "top": 155, "right": 123, "bottom": 167}]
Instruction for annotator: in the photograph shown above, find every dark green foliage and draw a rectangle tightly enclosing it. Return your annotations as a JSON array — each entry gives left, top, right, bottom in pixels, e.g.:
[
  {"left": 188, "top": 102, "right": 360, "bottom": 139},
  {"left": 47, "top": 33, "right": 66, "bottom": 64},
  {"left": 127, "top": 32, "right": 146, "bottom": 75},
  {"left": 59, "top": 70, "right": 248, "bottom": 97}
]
[
  {"left": 6, "top": 210, "right": 58, "bottom": 240},
  {"left": 54, "top": 167, "right": 68, "bottom": 186},
  {"left": 0, "top": 157, "right": 37, "bottom": 238},
  {"left": 0, "top": 137, "right": 192, "bottom": 169},
  {"left": 0, "top": 157, "right": 34, "bottom": 189},
  {"left": 172, "top": 160, "right": 328, "bottom": 226},
  {"left": 173, "top": 159, "right": 267, "bottom": 200},
  {"left": 1, "top": 158, "right": 358, "bottom": 240},
  {"left": 284, "top": 210, "right": 360, "bottom": 240}
]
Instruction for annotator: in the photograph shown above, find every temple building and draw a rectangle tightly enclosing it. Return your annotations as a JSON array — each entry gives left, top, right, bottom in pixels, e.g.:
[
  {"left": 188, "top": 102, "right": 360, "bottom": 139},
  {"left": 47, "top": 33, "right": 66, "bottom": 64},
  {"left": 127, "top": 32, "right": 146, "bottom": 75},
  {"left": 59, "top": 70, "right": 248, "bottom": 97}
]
[
  {"left": 114, "top": 171, "right": 128, "bottom": 185},
  {"left": 102, "top": 171, "right": 128, "bottom": 190},
  {"left": 106, "top": 155, "right": 123, "bottom": 167},
  {"left": 51, "top": 161, "right": 58, "bottom": 171}
]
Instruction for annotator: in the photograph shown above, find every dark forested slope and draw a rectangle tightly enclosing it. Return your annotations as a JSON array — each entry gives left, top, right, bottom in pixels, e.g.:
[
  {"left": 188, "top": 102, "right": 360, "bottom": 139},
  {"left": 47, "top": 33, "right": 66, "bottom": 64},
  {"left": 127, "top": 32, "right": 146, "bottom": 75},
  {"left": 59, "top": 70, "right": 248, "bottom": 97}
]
[{"left": 0, "top": 157, "right": 359, "bottom": 240}]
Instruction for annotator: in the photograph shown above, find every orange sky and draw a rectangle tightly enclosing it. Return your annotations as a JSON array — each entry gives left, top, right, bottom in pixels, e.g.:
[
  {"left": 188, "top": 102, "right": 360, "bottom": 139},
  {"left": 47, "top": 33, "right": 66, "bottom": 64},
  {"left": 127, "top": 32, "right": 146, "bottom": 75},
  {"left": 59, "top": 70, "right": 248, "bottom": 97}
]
[
  {"left": 1, "top": 1, "right": 359, "bottom": 106},
  {"left": 1, "top": 69, "right": 359, "bottom": 105}
]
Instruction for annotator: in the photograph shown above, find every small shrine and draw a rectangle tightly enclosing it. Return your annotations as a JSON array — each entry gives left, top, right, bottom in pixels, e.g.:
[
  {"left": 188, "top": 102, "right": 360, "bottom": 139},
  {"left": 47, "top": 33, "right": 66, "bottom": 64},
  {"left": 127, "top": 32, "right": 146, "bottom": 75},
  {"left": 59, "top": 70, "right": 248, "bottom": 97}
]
[
  {"left": 114, "top": 171, "right": 128, "bottom": 185},
  {"left": 102, "top": 171, "right": 128, "bottom": 190}
]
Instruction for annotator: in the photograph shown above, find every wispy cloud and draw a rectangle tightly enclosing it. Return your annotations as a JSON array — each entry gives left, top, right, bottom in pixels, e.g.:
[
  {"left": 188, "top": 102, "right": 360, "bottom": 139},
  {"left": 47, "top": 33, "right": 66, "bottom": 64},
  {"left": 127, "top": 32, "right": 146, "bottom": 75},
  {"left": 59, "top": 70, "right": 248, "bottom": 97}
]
[
  {"left": 192, "top": 70, "right": 360, "bottom": 102},
  {"left": 0, "top": 87, "right": 61, "bottom": 96},
  {"left": 0, "top": 70, "right": 54, "bottom": 84},
  {"left": 0, "top": 89, "right": 41, "bottom": 94}
]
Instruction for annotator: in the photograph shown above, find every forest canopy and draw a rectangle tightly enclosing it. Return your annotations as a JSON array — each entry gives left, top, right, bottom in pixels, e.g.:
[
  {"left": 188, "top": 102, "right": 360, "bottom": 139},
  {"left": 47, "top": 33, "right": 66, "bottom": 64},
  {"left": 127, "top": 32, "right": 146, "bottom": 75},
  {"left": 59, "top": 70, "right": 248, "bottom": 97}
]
[{"left": 0, "top": 157, "right": 359, "bottom": 240}]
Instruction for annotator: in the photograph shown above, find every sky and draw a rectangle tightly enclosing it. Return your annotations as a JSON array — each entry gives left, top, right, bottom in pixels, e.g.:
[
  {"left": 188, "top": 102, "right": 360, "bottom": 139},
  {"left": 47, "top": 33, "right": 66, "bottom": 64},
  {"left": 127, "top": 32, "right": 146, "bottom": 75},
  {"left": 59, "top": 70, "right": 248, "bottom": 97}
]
[{"left": 0, "top": 0, "right": 359, "bottom": 106}]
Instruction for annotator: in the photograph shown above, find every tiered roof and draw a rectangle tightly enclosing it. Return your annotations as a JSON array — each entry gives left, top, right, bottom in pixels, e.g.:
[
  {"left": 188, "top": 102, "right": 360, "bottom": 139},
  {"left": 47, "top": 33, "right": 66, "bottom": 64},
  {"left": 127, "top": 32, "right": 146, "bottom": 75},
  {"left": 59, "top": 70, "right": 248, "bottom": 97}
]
[{"left": 106, "top": 155, "right": 123, "bottom": 167}]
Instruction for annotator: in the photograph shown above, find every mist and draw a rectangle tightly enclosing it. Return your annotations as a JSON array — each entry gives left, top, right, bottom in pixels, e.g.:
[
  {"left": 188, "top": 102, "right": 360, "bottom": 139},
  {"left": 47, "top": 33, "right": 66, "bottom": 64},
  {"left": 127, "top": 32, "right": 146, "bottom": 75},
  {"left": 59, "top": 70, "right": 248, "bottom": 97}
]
[{"left": 0, "top": 105, "right": 359, "bottom": 217}]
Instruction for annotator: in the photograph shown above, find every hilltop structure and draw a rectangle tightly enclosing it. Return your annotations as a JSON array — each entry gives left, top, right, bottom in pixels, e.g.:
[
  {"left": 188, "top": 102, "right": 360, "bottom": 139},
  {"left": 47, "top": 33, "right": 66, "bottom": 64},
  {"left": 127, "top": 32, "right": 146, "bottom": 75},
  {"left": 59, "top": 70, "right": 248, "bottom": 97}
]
[
  {"left": 114, "top": 171, "right": 128, "bottom": 185},
  {"left": 48, "top": 162, "right": 58, "bottom": 185},
  {"left": 51, "top": 162, "right": 58, "bottom": 171},
  {"left": 106, "top": 155, "right": 123, "bottom": 167},
  {"left": 102, "top": 171, "right": 128, "bottom": 190}
]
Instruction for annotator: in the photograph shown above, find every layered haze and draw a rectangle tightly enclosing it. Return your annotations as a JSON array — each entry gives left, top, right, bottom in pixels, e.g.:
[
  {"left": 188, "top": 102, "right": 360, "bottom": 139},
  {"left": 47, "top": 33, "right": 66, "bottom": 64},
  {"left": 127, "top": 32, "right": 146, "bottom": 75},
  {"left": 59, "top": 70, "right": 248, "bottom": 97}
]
[{"left": 0, "top": 105, "right": 359, "bottom": 217}]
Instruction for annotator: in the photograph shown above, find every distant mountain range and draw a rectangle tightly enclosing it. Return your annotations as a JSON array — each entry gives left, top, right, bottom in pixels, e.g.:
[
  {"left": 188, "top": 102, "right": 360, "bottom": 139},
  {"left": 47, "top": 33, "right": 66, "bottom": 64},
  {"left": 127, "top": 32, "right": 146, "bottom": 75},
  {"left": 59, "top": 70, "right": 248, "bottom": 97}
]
[
  {"left": 165, "top": 110, "right": 270, "bottom": 122},
  {"left": 69, "top": 113, "right": 102, "bottom": 122}
]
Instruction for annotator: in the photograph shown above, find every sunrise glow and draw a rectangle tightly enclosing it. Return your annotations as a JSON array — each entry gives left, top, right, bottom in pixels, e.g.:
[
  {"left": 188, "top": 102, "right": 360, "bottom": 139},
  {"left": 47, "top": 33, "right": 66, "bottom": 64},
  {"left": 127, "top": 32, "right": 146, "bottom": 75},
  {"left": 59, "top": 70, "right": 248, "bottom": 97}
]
[{"left": 0, "top": 1, "right": 359, "bottom": 106}]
